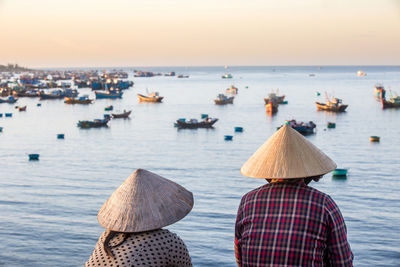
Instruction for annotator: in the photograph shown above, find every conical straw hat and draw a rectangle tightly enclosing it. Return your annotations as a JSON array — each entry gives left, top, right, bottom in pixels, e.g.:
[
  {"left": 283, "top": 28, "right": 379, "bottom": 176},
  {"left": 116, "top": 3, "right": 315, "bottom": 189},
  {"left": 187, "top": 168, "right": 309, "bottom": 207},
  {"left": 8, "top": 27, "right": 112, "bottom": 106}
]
[
  {"left": 98, "top": 169, "right": 194, "bottom": 232},
  {"left": 241, "top": 124, "right": 336, "bottom": 179}
]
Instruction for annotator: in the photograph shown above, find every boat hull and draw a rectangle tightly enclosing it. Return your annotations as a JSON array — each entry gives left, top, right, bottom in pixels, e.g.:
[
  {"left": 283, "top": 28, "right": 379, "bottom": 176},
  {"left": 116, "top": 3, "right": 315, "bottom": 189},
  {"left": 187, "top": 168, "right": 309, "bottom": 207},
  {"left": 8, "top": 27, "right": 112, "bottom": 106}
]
[
  {"left": 77, "top": 119, "right": 109, "bottom": 128},
  {"left": 137, "top": 94, "right": 163, "bottom": 102},
  {"left": 112, "top": 110, "right": 132, "bottom": 118},
  {"left": 265, "top": 102, "right": 278, "bottom": 114},
  {"left": 382, "top": 99, "right": 400, "bottom": 109},
  {"left": 316, "top": 102, "right": 348, "bottom": 112},
  {"left": 175, "top": 118, "right": 218, "bottom": 129},
  {"left": 64, "top": 97, "right": 93, "bottom": 104},
  {"left": 214, "top": 97, "right": 234, "bottom": 105},
  {"left": 95, "top": 91, "right": 123, "bottom": 99}
]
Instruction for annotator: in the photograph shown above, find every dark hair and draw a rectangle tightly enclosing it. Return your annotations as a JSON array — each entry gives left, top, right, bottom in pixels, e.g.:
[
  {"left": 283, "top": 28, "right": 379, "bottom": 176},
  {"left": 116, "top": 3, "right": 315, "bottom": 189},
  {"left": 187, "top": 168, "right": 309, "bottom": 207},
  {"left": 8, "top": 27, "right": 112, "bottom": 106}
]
[
  {"left": 103, "top": 230, "right": 132, "bottom": 258},
  {"left": 266, "top": 175, "right": 323, "bottom": 185}
]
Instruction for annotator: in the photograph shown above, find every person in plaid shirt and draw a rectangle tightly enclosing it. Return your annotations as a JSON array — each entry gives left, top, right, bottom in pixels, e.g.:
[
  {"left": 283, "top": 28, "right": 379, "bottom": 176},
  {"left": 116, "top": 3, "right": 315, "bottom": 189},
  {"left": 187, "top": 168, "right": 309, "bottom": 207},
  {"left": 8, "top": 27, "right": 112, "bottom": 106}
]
[{"left": 235, "top": 124, "right": 353, "bottom": 266}]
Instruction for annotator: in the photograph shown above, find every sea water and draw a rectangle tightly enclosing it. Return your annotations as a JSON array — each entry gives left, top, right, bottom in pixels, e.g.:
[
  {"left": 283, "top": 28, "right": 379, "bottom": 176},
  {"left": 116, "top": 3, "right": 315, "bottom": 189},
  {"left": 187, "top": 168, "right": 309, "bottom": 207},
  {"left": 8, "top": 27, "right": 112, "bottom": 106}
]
[{"left": 0, "top": 66, "right": 399, "bottom": 266}]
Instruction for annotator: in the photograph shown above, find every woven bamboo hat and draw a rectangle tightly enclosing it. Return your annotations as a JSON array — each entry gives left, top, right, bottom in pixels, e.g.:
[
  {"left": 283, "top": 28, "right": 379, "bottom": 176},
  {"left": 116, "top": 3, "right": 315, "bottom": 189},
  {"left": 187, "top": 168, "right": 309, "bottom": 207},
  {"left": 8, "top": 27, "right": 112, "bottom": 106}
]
[
  {"left": 241, "top": 124, "right": 336, "bottom": 179},
  {"left": 97, "top": 169, "right": 194, "bottom": 233}
]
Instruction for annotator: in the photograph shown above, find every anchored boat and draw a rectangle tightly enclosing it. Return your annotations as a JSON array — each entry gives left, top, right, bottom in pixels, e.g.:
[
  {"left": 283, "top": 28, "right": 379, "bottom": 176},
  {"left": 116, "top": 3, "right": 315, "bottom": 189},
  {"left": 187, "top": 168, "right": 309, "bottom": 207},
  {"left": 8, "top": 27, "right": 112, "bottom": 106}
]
[
  {"left": 214, "top": 94, "right": 234, "bottom": 105},
  {"left": 137, "top": 92, "right": 163, "bottom": 102},
  {"left": 174, "top": 117, "right": 218, "bottom": 129},
  {"left": 112, "top": 110, "right": 132, "bottom": 118},
  {"left": 316, "top": 98, "right": 348, "bottom": 112}
]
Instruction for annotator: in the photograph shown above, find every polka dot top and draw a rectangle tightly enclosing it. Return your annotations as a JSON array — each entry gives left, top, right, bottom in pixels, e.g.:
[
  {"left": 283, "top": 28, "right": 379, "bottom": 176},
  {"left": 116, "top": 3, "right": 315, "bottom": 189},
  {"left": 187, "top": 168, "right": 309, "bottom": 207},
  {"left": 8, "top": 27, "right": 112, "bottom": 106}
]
[{"left": 84, "top": 229, "right": 192, "bottom": 267}]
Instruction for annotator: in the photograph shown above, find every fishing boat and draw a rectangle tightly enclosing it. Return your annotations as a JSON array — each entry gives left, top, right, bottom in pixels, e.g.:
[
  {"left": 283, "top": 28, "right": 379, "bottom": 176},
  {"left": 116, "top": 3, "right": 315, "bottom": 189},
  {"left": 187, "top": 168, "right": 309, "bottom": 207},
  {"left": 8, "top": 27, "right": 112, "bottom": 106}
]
[
  {"left": 77, "top": 118, "right": 110, "bottom": 128},
  {"left": 18, "top": 105, "right": 27, "bottom": 111},
  {"left": 177, "top": 74, "right": 189, "bottom": 78},
  {"left": 264, "top": 91, "right": 285, "bottom": 104},
  {"left": 137, "top": 92, "right": 164, "bottom": 103},
  {"left": 214, "top": 94, "right": 234, "bottom": 105},
  {"left": 327, "top": 122, "right": 336, "bottom": 128},
  {"left": 357, "top": 70, "right": 367, "bottom": 77},
  {"left": 266, "top": 101, "right": 278, "bottom": 114},
  {"left": 112, "top": 110, "right": 132, "bottom": 118},
  {"left": 316, "top": 98, "right": 348, "bottom": 112},
  {"left": 0, "top": 96, "right": 18, "bottom": 104},
  {"left": 381, "top": 95, "right": 400, "bottom": 109},
  {"left": 226, "top": 85, "right": 238, "bottom": 95},
  {"left": 370, "top": 136, "right": 380, "bottom": 142},
  {"left": 104, "top": 105, "right": 113, "bottom": 111},
  {"left": 221, "top": 73, "right": 233, "bottom": 79},
  {"left": 95, "top": 90, "right": 123, "bottom": 99},
  {"left": 374, "top": 84, "right": 386, "bottom": 100},
  {"left": 64, "top": 95, "right": 93, "bottom": 104},
  {"left": 174, "top": 117, "right": 218, "bottom": 129},
  {"left": 279, "top": 120, "right": 316, "bottom": 135}
]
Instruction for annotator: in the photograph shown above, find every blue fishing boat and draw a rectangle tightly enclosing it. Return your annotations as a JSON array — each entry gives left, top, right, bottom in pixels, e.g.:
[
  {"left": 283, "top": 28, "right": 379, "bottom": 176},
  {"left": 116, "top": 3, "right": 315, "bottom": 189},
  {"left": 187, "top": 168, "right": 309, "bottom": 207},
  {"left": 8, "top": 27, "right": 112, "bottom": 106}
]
[
  {"left": 104, "top": 105, "right": 113, "bottom": 111},
  {"left": 57, "top": 134, "right": 65, "bottom": 139},
  {"left": 0, "top": 127, "right": 3, "bottom": 132},
  {"left": 95, "top": 90, "right": 123, "bottom": 99},
  {"left": 0, "top": 96, "right": 18, "bottom": 104},
  {"left": 5, "top": 113, "right": 12, "bottom": 117}
]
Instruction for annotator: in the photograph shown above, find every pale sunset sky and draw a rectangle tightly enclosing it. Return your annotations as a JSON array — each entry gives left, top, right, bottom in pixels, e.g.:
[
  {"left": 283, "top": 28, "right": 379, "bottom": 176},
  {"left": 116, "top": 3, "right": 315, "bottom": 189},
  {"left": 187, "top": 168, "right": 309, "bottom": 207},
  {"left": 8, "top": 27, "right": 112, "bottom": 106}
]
[{"left": 0, "top": 0, "right": 399, "bottom": 67}]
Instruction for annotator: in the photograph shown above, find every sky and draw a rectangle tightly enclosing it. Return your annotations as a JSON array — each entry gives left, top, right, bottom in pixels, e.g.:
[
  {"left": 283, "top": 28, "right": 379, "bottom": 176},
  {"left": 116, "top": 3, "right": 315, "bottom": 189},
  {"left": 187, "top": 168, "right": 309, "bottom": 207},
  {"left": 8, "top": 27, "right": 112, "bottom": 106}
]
[{"left": 0, "top": 0, "right": 400, "bottom": 67}]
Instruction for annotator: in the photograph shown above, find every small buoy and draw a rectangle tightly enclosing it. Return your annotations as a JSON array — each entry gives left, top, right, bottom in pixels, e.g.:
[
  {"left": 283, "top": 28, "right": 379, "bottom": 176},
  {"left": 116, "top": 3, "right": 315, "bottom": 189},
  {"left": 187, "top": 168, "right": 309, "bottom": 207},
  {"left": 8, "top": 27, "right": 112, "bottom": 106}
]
[
  {"left": 29, "top": 154, "right": 40, "bottom": 161},
  {"left": 316, "top": 92, "right": 321, "bottom": 96},
  {"left": 234, "top": 127, "right": 243, "bottom": 133},
  {"left": 224, "top": 135, "right": 233, "bottom": 141},
  {"left": 245, "top": 86, "right": 249, "bottom": 89},
  {"left": 327, "top": 122, "right": 336, "bottom": 129},
  {"left": 57, "top": 134, "right": 65, "bottom": 139},
  {"left": 104, "top": 114, "right": 111, "bottom": 120},
  {"left": 370, "top": 136, "right": 380, "bottom": 142},
  {"left": 37, "top": 103, "right": 41, "bottom": 107},
  {"left": 14, "top": 106, "right": 19, "bottom": 109},
  {"left": 5, "top": 113, "right": 12, "bottom": 117},
  {"left": 201, "top": 114, "right": 208, "bottom": 119}
]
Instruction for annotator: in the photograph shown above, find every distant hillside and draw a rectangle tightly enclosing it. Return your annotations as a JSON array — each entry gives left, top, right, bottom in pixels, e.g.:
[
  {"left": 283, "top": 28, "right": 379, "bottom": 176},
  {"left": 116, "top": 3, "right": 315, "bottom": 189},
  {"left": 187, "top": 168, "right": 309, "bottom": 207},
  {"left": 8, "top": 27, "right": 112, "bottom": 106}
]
[{"left": 0, "top": 63, "right": 31, "bottom": 72}]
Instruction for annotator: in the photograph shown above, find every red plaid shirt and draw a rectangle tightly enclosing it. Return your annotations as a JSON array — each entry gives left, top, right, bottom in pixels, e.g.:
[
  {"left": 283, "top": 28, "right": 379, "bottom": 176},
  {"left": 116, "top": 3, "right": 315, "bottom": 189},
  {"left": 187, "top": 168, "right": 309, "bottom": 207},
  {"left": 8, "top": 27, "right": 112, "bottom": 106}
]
[{"left": 235, "top": 181, "right": 353, "bottom": 266}]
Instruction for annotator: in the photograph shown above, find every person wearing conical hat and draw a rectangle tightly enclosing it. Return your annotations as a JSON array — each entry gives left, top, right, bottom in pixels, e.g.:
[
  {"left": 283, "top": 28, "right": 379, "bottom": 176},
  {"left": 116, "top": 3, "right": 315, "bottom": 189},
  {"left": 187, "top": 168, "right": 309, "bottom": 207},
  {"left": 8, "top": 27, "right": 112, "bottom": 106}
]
[
  {"left": 235, "top": 125, "right": 353, "bottom": 266},
  {"left": 85, "top": 169, "right": 194, "bottom": 267}
]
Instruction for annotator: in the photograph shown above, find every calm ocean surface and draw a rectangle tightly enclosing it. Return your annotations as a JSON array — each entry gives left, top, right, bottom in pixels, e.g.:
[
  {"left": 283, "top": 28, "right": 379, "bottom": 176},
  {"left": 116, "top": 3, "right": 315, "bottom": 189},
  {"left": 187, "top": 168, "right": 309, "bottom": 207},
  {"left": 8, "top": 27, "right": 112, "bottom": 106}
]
[{"left": 0, "top": 66, "right": 399, "bottom": 266}]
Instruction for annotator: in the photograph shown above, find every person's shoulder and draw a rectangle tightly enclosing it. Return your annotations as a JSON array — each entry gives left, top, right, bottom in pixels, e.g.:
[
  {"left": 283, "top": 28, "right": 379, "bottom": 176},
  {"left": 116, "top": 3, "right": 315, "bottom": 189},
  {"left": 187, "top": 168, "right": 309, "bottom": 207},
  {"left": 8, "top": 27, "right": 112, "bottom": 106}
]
[
  {"left": 159, "top": 229, "right": 188, "bottom": 245},
  {"left": 241, "top": 183, "right": 270, "bottom": 201},
  {"left": 304, "top": 184, "right": 331, "bottom": 199},
  {"left": 306, "top": 186, "right": 340, "bottom": 211}
]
